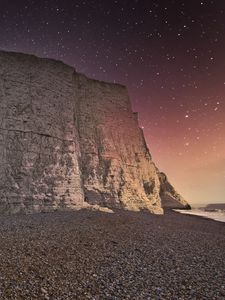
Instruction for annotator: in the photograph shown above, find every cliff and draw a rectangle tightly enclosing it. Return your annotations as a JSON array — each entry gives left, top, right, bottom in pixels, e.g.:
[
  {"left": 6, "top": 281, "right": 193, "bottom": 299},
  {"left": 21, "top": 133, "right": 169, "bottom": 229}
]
[
  {"left": 159, "top": 173, "right": 190, "bottom": 209},
  {"left": 0, "top": 50, "right": 189, "bottom": 214}
]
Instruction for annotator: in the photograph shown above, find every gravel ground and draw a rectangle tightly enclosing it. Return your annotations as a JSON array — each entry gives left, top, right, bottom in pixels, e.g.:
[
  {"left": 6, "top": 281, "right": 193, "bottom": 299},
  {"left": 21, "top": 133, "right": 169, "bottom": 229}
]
[{"left": 0, "top": 209, "right": 224, "bottom": 300}]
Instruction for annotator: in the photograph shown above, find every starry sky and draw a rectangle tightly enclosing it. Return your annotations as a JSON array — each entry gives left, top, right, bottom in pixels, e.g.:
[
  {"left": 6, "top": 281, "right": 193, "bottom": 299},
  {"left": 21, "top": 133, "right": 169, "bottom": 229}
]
[{"left": 1, "top": 0, "right": 225, "bottom": 206}]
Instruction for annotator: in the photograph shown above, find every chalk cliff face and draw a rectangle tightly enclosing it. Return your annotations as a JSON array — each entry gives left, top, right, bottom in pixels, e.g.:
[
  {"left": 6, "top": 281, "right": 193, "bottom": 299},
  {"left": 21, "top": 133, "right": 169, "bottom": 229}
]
[
  {"left": 75, "top": 74, "right": 162, "bottom": 213},
  {"left": 0, "top": 51, "right": 84, "bottom": 214},
  {"left": 159, "top": 173, "right": 190, "bottom": 209},
  {"left": 0, "top": 50, "right": 189, "bottom": 214}
]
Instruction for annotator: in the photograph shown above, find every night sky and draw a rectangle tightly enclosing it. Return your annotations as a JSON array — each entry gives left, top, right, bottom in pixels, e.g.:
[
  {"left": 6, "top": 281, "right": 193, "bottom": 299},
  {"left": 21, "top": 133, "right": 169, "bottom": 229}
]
[{"left": 1, "top": 0, "right": 225, "bottom": 205}]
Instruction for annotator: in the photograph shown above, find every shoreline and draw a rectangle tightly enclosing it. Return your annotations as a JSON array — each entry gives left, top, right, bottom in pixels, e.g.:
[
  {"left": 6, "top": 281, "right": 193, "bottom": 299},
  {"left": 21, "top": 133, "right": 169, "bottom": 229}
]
[{"left": 173, "top": 208, "right": 225, "bottom": 223}]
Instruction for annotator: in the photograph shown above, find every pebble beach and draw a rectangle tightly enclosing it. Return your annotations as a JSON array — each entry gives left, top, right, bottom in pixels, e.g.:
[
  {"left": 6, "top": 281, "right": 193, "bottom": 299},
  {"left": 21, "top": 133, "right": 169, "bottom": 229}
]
[{"left": 0, "top": 209, "right": 224, "bottom": 300}]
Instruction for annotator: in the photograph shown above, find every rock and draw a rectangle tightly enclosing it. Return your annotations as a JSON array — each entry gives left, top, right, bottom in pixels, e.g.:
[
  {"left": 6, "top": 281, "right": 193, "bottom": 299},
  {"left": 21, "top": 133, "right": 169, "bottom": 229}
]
[
  {"left": 0, "top": 50, "right": 189, "bottom": 214},
  {"left": 40, "top": 287, "right": 48, "bottom": 294},
  {"left": 159, "top": 172, "right": 191, "bottom": 209},
  {"left": 75, "top": 74, "right": 162, "bottom": 213},
  {"left": 204, "top": 203, "right": 225, "bottom": 211}
]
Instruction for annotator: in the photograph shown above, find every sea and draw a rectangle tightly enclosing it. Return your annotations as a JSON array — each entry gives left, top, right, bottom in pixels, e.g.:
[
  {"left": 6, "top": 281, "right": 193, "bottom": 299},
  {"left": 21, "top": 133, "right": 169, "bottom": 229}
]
[{"left": 174, "top": 207, "right": 225, "bottom": 223}]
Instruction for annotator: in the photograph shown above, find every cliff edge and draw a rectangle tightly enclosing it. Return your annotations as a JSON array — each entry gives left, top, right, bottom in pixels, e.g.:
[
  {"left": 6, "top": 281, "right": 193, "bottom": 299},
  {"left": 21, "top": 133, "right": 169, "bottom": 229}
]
[
  {"left": 159, "top": 173, "right": 191, "bottom": 209},
  {"left": 0, "top": 50, "right": 190, "bottom": 214}
]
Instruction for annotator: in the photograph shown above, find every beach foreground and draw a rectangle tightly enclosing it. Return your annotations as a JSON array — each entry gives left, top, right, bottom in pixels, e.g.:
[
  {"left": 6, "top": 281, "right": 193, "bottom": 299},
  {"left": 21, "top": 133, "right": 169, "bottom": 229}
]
[{"left": 0, "top": 210, "right": 224, "bottom": 300}]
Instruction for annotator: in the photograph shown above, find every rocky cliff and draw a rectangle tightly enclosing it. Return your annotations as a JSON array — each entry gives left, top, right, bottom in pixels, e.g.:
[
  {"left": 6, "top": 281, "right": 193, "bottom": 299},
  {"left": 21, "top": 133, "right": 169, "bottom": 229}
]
[
  {"left": 0, "top": 50, "right": 189, "bottom": 214},
  {"left": 159, "top": 173, "right": 190, "bottom": 209}
]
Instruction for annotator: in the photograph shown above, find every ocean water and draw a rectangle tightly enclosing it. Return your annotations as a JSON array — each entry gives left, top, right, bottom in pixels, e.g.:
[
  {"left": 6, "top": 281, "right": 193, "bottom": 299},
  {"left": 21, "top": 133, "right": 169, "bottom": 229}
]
[{"left": 174, "top": 208, "right": 225, "bottom": 223}]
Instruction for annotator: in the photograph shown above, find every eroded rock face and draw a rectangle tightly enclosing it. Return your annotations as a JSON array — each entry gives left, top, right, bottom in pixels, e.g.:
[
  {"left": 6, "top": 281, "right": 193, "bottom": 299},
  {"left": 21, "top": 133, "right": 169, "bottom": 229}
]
[
  {"left": 159, "top": 172, "right": 191, "bottom": 209},
  {"left": 75, "top": 75, "right": 162, "bottom": 213},
  {"left": 0, "top": 50, "right": 188, "bottom": 214},
  {"left": 0, "top": 51, "right": 84, "bottom": 213}
]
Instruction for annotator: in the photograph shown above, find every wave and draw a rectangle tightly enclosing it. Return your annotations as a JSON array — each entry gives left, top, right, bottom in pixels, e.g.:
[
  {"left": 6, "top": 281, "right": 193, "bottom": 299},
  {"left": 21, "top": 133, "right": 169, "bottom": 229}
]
[{"left": 174, "top": 208, "right": 225, "bottom": 223}]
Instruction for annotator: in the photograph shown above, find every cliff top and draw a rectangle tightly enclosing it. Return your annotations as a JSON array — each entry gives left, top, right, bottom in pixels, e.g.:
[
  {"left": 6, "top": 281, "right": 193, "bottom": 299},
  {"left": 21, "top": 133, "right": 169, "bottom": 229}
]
[{"left": 0, "top": 49, "right": 127, "bottom": 90}]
